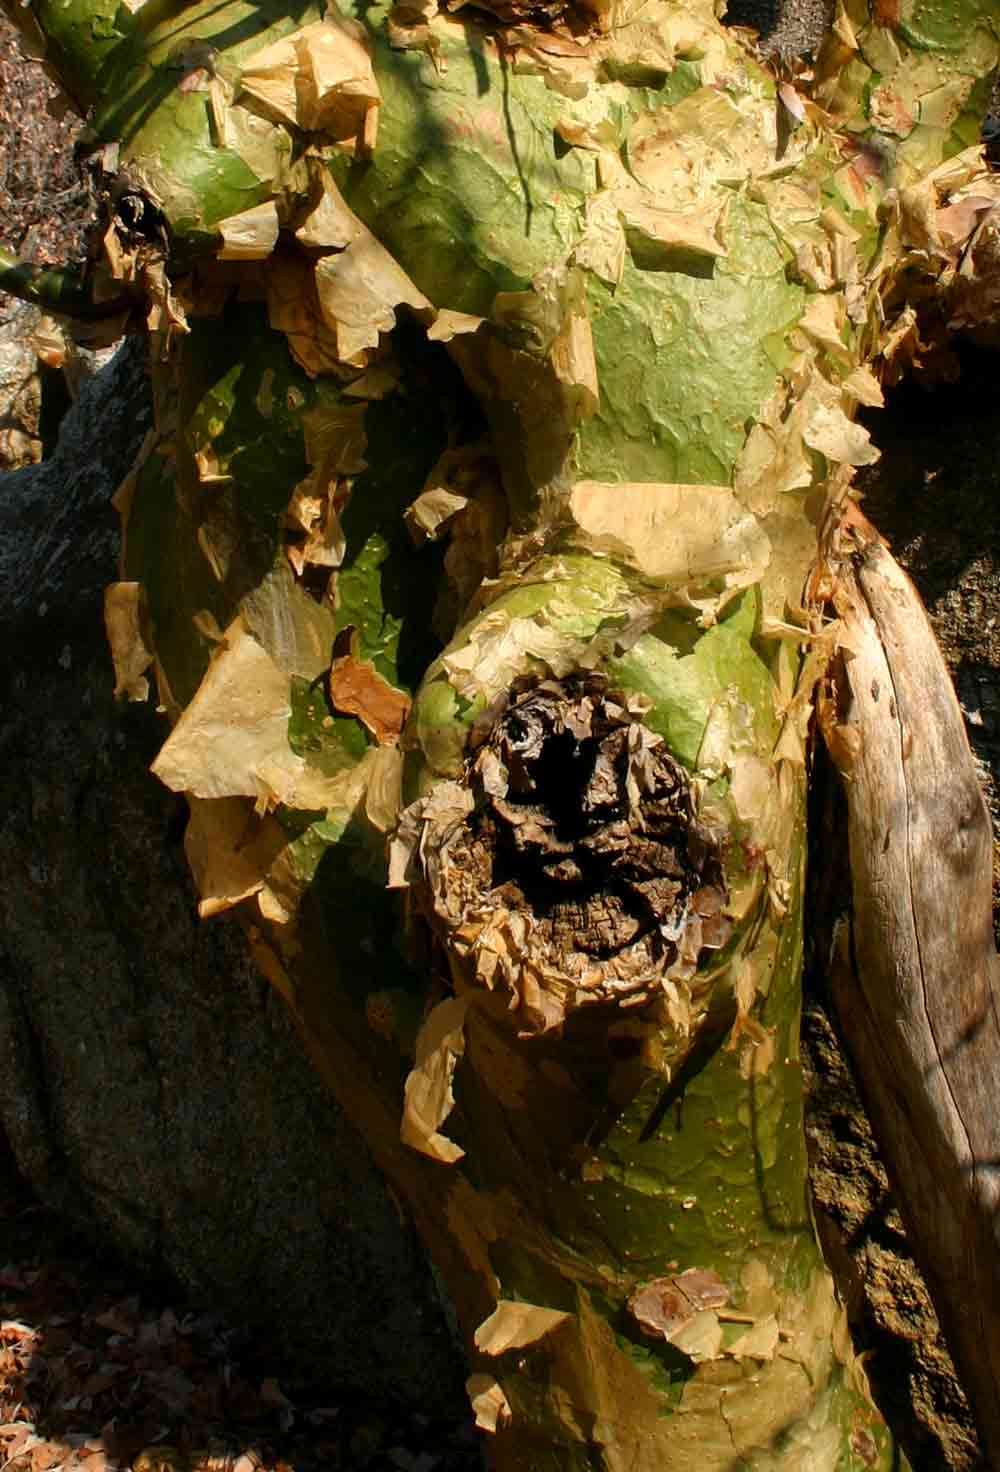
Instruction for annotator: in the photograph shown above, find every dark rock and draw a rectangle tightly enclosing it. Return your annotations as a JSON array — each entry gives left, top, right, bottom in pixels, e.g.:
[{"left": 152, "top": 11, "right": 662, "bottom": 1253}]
[{"left": 0, "top": 340, "right": 466, "bottom": 1415}]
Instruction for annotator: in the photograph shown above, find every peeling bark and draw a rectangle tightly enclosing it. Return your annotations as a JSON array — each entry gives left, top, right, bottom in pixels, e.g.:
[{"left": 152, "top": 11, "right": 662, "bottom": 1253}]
[{"left": 3, "top": 0, "right": 1000, "bottom": 1460}]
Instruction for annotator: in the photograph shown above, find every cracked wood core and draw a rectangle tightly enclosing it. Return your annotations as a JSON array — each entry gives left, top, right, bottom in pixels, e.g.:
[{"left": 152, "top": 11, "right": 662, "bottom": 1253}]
[{"left": 416, "top": 674, "right": 730, "bottom": 1034}]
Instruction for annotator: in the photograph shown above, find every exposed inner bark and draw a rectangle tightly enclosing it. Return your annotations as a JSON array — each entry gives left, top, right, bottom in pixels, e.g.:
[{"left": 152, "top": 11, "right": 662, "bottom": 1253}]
[
  {"left": 420, "top": 674, "right": 731, "bottom": 1031},
  {"left": 474, "top": 676, "right": 727, "bottom": 961}
]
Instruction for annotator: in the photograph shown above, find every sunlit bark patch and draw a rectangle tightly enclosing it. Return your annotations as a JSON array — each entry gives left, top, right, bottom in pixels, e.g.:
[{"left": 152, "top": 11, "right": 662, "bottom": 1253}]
[{"left": 410, "top": 672, "right": 732, "bottom": 1034}]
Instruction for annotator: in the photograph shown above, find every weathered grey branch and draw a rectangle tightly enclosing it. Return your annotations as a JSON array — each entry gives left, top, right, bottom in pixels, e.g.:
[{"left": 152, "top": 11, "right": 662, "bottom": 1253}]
[{"left": 826, "top": 519, "right": 1000, "bottom": 1467}]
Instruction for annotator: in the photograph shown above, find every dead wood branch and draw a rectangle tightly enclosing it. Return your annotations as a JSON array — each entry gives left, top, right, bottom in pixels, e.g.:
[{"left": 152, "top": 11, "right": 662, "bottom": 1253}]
[{"left": 825, "top": 518, "right": 1000, "bottom": 1467}]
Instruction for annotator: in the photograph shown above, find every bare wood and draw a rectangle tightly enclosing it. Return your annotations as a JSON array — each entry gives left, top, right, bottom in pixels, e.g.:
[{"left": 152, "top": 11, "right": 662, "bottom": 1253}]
[{"left": 824, "top": 518, "right": 1000, "bottom": 1466}]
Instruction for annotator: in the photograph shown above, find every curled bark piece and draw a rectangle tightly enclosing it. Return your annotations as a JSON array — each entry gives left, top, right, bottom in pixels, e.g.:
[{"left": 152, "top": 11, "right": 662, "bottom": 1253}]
[
  {"left": 327, "top": 632, "right": 412, "bottom": 746},
  {"left": 466, "top": 1373, "right": 512, "bottom": 1433},
  {"left": 474, "top": 1300, "right": 571, "bottom": 1355},
  {"left": 400, "top": 996, "right": 469, "bottom": 1163},
  {"left": 104, "top": 581, "right": 153, "bottom": 702},
  {"left": 824, "top": 518, "right": 1000, "bottom": 1468}
]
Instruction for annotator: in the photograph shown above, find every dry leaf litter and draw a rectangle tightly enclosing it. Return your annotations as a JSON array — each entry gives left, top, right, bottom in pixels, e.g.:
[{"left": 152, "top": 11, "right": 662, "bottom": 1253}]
[{"left": 0, "top": 1166, "right": 480, "bottom": 1472}]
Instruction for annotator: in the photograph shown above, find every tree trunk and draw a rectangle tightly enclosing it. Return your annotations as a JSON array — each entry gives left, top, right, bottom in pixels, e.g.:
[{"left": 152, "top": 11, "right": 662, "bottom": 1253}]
[{"left": 3, "top": 0, "right": 1000, "bottom": 1462}]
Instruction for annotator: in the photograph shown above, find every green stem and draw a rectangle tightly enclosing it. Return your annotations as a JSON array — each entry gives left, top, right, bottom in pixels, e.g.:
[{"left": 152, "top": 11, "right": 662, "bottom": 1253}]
[{"left": 0, "top": 248, "right": 132, "bottom": 320}]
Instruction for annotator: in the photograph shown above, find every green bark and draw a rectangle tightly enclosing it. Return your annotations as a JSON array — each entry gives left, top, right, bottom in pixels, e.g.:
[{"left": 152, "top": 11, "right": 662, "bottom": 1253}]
[
  {"left": 6, "top": 0, "right": 1000, "bottom": 1461},
  {"left": 0, "top": 248, "right": 131, "bottom": 317}
]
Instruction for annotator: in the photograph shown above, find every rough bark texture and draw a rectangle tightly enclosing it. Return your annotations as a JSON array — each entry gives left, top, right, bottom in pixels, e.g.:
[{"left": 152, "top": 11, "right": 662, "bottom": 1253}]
[
  {"left": 820, "top": 521, "right": 1000, "bottom": 1467},
  {"left": 0, "top": 342, "right": 467, "bottom": 1417}
]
